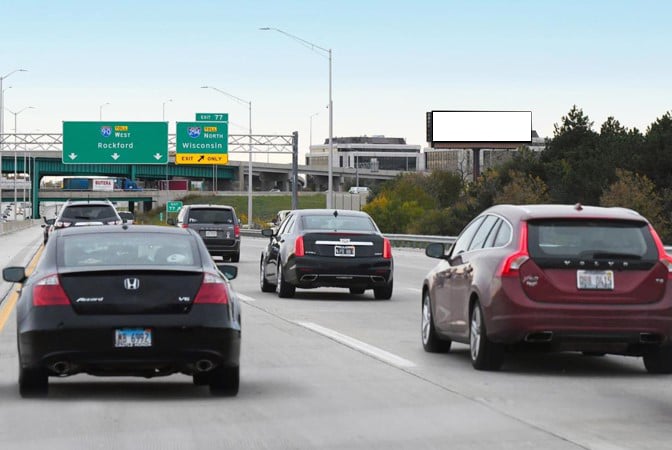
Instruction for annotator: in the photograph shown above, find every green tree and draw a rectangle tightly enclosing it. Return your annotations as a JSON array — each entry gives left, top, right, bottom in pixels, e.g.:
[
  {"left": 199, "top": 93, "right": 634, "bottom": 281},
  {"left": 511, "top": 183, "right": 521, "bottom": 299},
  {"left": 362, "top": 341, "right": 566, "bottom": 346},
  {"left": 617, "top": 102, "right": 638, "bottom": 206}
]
[
  {"left": 494, "top": 170, "right": 550, "bottom": 204},
  {"left": 600, "top": 169, "right": 669, "bottom": 240}
]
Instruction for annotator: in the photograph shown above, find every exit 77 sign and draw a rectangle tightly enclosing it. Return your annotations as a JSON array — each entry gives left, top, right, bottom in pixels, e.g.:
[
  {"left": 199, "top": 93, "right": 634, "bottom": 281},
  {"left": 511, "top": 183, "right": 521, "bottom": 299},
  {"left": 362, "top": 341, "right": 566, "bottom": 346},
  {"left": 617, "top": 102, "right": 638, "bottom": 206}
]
[
  {"left": 63, "top": 122, "right": 168, "bottom": 164},
  {"left": 175, "top": 121, "right": 229, "bottom": 165}
]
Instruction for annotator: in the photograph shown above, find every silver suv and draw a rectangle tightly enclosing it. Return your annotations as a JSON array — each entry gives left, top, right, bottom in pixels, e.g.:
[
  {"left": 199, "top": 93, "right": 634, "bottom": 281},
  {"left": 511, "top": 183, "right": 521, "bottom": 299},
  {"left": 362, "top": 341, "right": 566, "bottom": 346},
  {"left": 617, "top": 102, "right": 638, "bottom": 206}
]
[{"left": 52, "top": 200, "right": 122, "bottom": 233}]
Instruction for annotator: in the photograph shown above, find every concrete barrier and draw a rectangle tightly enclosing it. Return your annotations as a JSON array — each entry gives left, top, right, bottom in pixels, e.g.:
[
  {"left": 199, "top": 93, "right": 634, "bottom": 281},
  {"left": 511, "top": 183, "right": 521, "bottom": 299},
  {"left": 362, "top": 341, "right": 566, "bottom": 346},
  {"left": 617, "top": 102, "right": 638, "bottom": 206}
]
[{"left": 0, "top": 219, "right": 38, "bottom": 235}]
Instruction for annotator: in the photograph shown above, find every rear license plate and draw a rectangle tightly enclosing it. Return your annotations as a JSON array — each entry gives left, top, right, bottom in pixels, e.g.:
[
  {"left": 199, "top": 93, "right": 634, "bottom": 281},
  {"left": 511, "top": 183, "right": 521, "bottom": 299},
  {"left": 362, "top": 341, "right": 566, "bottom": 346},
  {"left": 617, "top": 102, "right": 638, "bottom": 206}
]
[
  {"left": 115, "top": 328, "right": 152, "bottom": 347},
  {"left": 577, "top": 270, "right": 614, "bottom": 290},
  {"left": 334, "top": 245, "right": 355, "bottom": 257},
  {"left": 205, "top": 230, "right": 218, "bottom": 238}
]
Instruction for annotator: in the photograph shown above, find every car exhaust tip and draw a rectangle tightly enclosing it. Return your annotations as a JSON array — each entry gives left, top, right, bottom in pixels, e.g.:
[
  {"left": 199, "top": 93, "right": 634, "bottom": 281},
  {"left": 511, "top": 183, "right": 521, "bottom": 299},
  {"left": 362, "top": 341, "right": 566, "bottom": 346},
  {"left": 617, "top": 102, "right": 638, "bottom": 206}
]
[
  {"left": 524, "top": 331, "right": 553, "bottom": 343},
  {"left": 195, "top": 359, "right": 214, "bottom": 372},
  {"left": 50, "top": 361, "right": 70, "bottom": 375},
  {"left": 300, "top": 274, "right": 318, "bottom": 282}
]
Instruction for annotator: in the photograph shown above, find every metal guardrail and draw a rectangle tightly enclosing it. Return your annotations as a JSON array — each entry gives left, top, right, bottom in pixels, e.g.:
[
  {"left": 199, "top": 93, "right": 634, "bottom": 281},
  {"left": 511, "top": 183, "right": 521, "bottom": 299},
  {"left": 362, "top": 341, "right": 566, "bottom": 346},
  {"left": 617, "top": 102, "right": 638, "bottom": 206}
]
[{"left": 243, "top": 229, "right": 672, "bottom": 253}]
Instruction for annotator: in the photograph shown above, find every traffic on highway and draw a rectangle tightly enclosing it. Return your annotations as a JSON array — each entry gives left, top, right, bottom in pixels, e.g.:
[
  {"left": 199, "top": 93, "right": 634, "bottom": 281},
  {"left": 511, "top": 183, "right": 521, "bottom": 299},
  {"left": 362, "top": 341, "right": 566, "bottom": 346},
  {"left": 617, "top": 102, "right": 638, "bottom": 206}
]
[{"left": 2, "top": 199, "right": 672, "bottom": 448}]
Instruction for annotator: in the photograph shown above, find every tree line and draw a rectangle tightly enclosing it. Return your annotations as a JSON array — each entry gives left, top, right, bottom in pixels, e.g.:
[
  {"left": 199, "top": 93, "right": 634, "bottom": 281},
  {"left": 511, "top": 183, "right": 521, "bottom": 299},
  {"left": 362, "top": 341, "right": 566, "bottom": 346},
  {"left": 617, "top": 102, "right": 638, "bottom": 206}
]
[{"left": 363, "top": 105, "right": 672, "bottom": 241}]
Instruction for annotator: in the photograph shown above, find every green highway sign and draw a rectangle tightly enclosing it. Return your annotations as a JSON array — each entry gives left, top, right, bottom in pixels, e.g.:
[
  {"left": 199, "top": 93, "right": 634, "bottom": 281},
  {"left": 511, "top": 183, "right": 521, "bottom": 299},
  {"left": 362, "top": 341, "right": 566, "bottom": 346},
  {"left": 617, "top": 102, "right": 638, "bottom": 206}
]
[
  {"left": 195, "top": 113, "right": 228, "bottom": 122},
  {"left": 166, "top": 201, "right": 183, "bottom": 213},
  {"left": 175, "top": 121, "right": 229, "bottom": 165},
  {"left": 62, "top": 121, "right": 168, "bottom": 164}
]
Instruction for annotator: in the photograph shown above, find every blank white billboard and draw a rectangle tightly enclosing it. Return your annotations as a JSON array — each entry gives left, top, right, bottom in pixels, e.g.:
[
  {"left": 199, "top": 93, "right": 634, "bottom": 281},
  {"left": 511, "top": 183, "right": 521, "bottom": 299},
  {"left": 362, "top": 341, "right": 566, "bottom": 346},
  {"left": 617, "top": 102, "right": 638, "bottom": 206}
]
[{"left": 429, "top": 111, "right": 532, "bottom": 143}]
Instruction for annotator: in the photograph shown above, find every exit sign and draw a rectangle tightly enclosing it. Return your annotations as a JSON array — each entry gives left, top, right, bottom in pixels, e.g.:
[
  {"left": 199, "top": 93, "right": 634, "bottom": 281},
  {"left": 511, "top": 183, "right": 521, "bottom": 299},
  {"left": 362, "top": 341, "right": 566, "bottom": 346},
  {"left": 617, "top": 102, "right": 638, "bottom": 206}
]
[{"left": 196, "top": 113, "right": 228, "bottom": 122}]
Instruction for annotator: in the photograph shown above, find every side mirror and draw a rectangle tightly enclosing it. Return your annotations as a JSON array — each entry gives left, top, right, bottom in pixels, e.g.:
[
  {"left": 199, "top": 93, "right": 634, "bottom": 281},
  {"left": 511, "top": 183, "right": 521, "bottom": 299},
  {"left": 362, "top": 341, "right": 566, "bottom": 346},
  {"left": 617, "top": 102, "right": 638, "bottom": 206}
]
[
  {"left": 425, "top": 243, "right": 447, "bottom": 260},
  {"left": 167, "top": 218, "right": 176, "bottom": 226},
  {"left": 3, "top": 266, "right": 27, "bottom": 283},
  {"left": 217, "top": 264, "right": 238, "bottom": 280},
  {"left": 261, "top": 228, "right": 274, "bottom": 238}
]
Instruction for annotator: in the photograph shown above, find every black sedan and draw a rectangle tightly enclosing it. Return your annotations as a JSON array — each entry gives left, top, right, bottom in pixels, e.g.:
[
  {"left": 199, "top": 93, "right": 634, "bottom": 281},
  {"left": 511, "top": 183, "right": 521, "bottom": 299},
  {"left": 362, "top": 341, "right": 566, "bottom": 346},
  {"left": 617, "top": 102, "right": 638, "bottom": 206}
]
[
  {"left": 259, "top": 209, "right": 394, "bottom": 299},
  {"left": 3, "top": 224, "right": 241, "bottom": 397}
]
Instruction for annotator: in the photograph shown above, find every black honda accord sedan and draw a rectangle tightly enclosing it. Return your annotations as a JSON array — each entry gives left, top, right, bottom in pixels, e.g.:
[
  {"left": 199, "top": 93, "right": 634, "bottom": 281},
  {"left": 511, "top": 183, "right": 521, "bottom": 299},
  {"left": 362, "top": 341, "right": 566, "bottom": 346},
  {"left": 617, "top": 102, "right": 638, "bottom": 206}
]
[
  {"left": 259, "top": 209, "right": 394, "bottom": 299},
  {"left": 2, "top": 224, "right": 241, "bottom": 397}
]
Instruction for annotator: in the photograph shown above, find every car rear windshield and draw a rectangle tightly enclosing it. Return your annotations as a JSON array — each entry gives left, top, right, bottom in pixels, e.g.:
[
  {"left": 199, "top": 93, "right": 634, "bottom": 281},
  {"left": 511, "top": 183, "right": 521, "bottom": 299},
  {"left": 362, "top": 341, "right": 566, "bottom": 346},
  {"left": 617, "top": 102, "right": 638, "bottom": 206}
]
[
  {"left": 527, "top": 219, "right": 658, "bottom": 260},
  {"left": 301, "top": 215, "right": 377, "bottom": 231},
  {"left": 61, "top": 205, "right": 118, "bottom": 221},
  {"left": 188, "top": 208, "right": 234, "bottom": 224},
  {"left": 59, "top": 233, "right": 200, "bottom": 267}
]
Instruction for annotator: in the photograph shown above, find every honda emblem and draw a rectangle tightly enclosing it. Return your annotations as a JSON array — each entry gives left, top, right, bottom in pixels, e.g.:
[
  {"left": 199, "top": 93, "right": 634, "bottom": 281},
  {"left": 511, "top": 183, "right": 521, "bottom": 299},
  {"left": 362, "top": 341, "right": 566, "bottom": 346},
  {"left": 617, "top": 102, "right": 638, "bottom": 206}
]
[{"left": 124, "top": 278, "right": 140, "bottom": 290}]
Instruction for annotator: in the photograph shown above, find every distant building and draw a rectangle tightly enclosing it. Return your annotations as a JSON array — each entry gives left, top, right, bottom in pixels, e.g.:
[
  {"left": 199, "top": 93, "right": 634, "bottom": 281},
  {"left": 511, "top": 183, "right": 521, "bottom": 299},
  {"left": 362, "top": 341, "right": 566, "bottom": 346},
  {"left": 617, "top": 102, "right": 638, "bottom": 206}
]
[
  {"left": 423, "top": 131, "right": 547, "bottom": 180},
  {"left": 307, "top": 136, "right": 422, "bottom": 172}
]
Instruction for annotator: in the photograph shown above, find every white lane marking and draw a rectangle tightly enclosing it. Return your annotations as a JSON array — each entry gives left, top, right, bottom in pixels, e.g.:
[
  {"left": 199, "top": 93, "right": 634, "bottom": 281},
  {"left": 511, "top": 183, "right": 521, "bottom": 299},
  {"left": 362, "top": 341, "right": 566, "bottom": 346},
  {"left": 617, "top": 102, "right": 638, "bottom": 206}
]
[
  {"left": 296, "top": 321, "right": 416, "bottom": 368},
  {"left": 406, "top": 287, "right": 422, "bottom": 294},
  {"left": 237, "top": 293, "right": 257, "bottom": 303}
]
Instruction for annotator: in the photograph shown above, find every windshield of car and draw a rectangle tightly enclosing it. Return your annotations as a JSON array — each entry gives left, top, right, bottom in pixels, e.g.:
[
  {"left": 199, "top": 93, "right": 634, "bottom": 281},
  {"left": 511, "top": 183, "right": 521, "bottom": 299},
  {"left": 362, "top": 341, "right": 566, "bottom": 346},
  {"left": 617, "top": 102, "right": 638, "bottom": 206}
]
[
  {"left": 60, "top": 205, "right": 119, "bottom": 221},
  {"left": 301, "top": 215, "right": 377, "bottom": 232},
  {"left": 188, "top": 208, "right": 234, "bottom": 224},
  {"left": 527, "top": 219, "right": 658, "bottom": 260},
  {"left": 59, "top": 233, "right": 199, "bottom": 267}
]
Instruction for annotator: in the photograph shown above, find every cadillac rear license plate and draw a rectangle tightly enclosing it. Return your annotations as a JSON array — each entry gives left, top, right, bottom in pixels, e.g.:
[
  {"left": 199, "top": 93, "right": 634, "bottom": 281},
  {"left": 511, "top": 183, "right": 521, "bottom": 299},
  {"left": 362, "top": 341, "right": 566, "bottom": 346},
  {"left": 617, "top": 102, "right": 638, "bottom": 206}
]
[
  {"left": 334, "top": 245, "right": 355, "bottom": 257},
  {"left": 577, "top": 270, "right": 614, "bottom": 290},
  {"left": 115, "top": 328, "right": 152, "bottom": 348},
  {"left": 205, "top": 230, "right": 218, "bottom": 238}
]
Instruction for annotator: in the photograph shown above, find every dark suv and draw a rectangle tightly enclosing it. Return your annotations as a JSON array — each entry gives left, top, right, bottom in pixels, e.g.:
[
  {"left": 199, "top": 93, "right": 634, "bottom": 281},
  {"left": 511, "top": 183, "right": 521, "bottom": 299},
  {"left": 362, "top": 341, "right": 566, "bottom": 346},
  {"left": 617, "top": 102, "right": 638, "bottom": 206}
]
[
  {"left": 52, "top": 200, "right": 122, "bottom": 234},
  {"left": 174, "top": 204, "right": 241, "bottom": 262}
]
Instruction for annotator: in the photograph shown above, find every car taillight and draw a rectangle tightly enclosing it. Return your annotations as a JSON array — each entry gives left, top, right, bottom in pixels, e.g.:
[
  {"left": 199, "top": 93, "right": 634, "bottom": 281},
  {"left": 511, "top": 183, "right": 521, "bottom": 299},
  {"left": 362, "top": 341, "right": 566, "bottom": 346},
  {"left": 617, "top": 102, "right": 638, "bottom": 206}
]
[
  {"left": 180, "top": 224, "right": 188, "bottom": 229},
  {"left": 496, "top": 222, "right": 530, "bottom": 277},
  {"left": 108, "top": 219, "right": 122, "bottom": 225},
  {"left": 649, "top": 224, "right": 672, "bottom": 278},
  {"left": 54, "top": 221, "right": 71, "bottom": 229},
  {"left": 33, "top": 275, "right": 70, "bottom": 306},
  {"left": 193, "top": 273, "right": 229, "bottom": 304},
  {"left": 234, "top": 225, "right": 240, "bottom": 238},
  {"left": 295, "top": 236, "right": 305, "bottom": 257},
  {"left": 383, "top": 238, "right": 392, "bottom": 259}
]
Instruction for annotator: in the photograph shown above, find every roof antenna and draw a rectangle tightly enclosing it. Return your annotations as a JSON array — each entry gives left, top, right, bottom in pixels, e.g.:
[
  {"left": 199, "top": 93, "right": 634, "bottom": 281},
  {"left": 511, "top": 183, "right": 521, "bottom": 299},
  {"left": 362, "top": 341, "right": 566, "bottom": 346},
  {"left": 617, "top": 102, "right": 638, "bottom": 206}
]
[
  {"left": 574, "top": 203, "right": 583, "bottom": 211},
  {"left": 333, "top": 210, "right": 338, "bottom": 217}
]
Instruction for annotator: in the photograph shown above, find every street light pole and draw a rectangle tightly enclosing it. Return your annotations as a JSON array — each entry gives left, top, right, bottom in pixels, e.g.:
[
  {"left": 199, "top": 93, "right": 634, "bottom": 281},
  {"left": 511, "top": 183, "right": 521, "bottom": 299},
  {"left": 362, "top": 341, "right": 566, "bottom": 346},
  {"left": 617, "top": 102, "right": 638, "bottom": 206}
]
[
  {"left": 201, "top": 85, "right": 254, "bottom": 227},
  {"left": 0, "top": 69, "right": 27, "bottom": 208},
  {"left": 7, "top": 106, "right": 35, "bottom": 213},
  {"left": 260, "top": 27, "right": 334, "bottom": 208},
  {"left": 99, "top": 102, "right": 110, "bottom": 121},
  {"left": 6, "top": 106, "right": 34, "bottom": 219}
]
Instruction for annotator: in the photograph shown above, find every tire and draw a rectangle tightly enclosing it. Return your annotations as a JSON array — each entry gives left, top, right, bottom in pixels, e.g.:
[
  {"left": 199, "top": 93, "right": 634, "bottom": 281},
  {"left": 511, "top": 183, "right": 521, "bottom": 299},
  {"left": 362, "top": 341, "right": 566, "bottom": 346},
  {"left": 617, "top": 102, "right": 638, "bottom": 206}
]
[
  {"left": 260, "top": 260, "right": 275, "bottom": 293},
  {"left": 230, "top": 252, "right": 240, "bottom": 263},
  {"left": 209, "top": 365, "right": 239, "bottom": 396},
  {"left": 421, "top": 290, "right": 451, "bottom": 353},
  {"left": 349, "top": 288, "right": 365, "bottom": 295},
  {"left": 276, "top": 260, "right": 295, "bottom": 298},
  {"left": 643, "top": 346, "right": 672, "bottom": 374},
  {"left": 373, "top": 280, "right": 393, "bottom": 300},
  {"left": 19, "top": 367, "right": 48, "bottom": 398},
  {"left": 470, "top": 302, "right": 504, "bottom": 371}
]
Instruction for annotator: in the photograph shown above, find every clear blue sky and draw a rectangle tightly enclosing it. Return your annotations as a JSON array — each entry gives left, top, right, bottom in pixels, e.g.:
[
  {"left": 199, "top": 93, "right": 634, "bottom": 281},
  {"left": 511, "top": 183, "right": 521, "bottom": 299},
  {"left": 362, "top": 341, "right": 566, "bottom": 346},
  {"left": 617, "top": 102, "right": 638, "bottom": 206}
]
[{"left": 2, "top": 0, "right": 671, "bottom": 161}]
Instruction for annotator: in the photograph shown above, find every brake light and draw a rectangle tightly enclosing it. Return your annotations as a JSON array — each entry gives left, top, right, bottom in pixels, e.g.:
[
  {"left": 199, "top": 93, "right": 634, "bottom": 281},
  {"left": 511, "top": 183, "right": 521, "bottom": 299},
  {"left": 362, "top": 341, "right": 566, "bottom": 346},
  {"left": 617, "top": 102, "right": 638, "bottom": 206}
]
[
  {"left": 383, "top": 238, "right": 392, "bottom": 259},
  {"left": 180, "top": 224, "right": 188, "bottom": 229},
  {"left": 33, "top": 275, "right": 70, "bottom": 306},
  {"left": 649, "top": 225, "right": 672, "bottom": 278},
  {"left": 108, "top": 219, "right": 122, "bottom": 225},
  {"left": 53, "top": 221, "right": 72, "bottom": 229},
  {"left": 193, "top": 273, "right": 229, "bottom": 304},
  {"left": 295, "top": 236, "right": 305, "bottom": 257},
  {"left": 234, "top": 225, "right": 240, "bottom": 238},
  {"left": 496, "top": 222, "right": 530, "bottom": 277}
]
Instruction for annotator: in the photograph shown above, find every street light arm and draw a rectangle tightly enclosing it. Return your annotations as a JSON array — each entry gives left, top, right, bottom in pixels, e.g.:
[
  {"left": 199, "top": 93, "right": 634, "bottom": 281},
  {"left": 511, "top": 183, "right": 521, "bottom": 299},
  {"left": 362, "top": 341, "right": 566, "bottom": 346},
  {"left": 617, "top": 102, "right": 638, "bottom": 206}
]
[
  {"left": 0, "top": 68, "right": 27, "bottom": 80},
  {"left": 259, "top": 27, "right": 330, "bottom": 56},
  {"left": 201, "top": 86, "right": 250, "bottom": 107}
]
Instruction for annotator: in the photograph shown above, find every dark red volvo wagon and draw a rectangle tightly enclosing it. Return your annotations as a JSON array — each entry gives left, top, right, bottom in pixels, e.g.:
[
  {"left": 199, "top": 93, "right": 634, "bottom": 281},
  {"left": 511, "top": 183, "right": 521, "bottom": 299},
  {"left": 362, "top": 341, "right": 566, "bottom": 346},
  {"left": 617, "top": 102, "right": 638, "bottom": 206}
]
[{"left": 421, "top": 204, "right": 672, "bottom": 372}]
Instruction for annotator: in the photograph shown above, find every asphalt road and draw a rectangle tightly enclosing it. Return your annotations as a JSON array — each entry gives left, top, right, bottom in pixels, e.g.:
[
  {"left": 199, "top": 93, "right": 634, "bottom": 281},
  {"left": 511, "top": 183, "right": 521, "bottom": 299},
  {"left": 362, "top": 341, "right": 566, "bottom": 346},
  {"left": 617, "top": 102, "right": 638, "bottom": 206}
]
[{"left": 1, "top": 229, "right": 672, "bottom": 449}]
